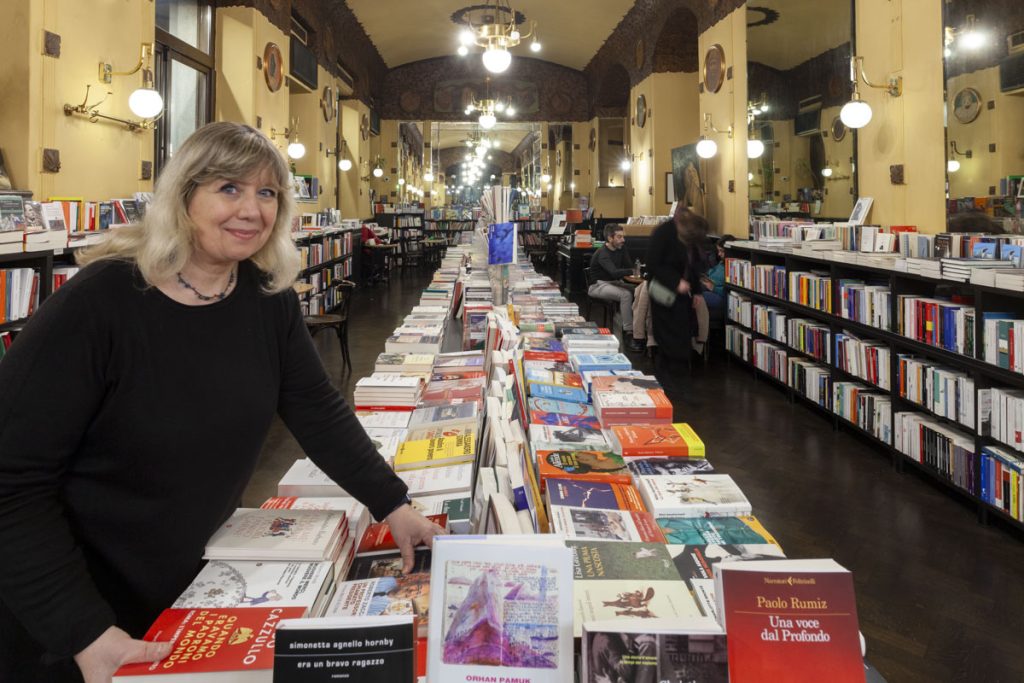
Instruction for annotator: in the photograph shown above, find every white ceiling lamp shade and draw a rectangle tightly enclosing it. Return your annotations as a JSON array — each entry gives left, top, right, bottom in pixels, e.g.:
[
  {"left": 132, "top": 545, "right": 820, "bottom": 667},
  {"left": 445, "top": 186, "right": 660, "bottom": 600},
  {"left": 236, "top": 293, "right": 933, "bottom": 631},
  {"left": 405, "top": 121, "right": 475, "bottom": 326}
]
[
  {"left": 696, "top": 138, "right": 718, "bottom": 159},
  {"left": 338, "top": 157, "right": 353, "bottom": 171},
  {"left": 128, "top": 87, "right": 163, "bottom": 119},
  {"left": 747, "top": 139, "right": 765, "bottom": 159},
  {"left": 840, "top": 55, "right": 901, "bottom": 129},
  {"left": 482, "top": 47, "right": 512, "bottom": 73},
  {"left": 478, "top": 112, "right": 497, "bottom": 129}
]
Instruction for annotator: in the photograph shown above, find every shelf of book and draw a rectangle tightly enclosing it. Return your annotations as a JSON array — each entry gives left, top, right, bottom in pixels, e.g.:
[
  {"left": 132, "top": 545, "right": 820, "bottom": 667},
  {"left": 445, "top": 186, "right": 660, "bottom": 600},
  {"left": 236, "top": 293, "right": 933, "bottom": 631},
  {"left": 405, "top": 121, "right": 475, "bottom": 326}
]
[{"left": 726, "top": 242, "right": 1024, "bottom": 536}]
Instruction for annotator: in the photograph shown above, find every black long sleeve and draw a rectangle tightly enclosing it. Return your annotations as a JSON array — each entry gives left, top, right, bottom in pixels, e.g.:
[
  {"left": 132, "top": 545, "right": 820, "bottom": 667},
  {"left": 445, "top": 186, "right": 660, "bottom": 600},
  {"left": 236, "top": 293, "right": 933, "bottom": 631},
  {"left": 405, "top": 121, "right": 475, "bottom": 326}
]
[
  {"left": 645, "top": 220, "right": 704, "bottom": 294},
  {"left": 0, "top": 259, "right": 406, "bottom": 664},
  {"left": 590, "top": 245, "right": 633, "bottom": 282}
]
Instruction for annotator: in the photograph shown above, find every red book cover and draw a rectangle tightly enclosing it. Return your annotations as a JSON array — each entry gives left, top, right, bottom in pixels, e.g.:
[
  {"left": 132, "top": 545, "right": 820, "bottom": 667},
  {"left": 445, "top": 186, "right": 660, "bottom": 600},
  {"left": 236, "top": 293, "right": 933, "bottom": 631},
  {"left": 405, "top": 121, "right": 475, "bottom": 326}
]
[
  {"left": 610, "top": 424, "right": 699, "bottom": 457},
  {"left": 719, "top": 562, "right": 865, "bottom": 683},
  {"left": 357, "top": 513, "right": 447, "bottom": 554},
  {"left": 113, "top": 607, "right": 306, "bottom": 679},
  {"left": 353, "top": 404, "right": 416, "bottom": 412}
]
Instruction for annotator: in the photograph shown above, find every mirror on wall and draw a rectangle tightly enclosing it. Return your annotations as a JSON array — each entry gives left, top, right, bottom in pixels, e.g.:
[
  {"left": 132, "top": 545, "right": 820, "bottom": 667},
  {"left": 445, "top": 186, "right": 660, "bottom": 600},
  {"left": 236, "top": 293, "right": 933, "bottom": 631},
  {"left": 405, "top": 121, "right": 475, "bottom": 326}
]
[
  {"left": 943, "top": 0, "right": 1024, "bottom": 232},
  {"left": 596, "top": 117, "right": 628, "bottom": 188},
  {"left": 428, "top": 121, "right": 541, "bottom": 205},
  {"left": 746, "top": 0, "right": 855, "bottom": 220}
]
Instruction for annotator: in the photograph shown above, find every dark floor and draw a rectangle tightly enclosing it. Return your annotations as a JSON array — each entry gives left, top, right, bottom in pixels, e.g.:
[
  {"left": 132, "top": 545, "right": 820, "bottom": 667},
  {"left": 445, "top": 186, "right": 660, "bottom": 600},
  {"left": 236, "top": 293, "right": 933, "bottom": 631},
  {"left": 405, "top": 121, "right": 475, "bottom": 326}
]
[{"left": 245, "top": 264, "right": 1024, "bottom": 683}]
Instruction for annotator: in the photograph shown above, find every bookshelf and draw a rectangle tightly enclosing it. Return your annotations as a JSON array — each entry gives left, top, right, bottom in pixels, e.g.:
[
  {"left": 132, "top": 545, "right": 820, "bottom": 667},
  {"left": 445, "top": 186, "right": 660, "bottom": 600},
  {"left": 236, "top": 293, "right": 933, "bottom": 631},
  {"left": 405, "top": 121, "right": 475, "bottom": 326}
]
[
  {"left": 374, "top": 212, "right": 424, "bottom": 268},
  {"left": 724, "top": 242, "right": 1024, "bottom": 535},
  {"left": 293, "top": 226, "right": 358, "bottom": 315},
  {"left": 424, "top": 219, "right": 474, "bottom": 247},
  {"left": 0, "top": 248, "right": 79, "bottom": 332},
  {"left": 515, "top": 217, "right": 548, "bottom": 258}
]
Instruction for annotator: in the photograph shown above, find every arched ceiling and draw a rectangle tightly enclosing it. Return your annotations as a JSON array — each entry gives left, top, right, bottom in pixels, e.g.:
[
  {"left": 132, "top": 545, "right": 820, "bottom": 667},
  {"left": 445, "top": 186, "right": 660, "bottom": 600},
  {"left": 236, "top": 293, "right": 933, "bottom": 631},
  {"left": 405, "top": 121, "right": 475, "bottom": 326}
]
[
  {"left": 344, "top": 0, "right": 636, "bottom": 70},
  {"left": 746, "top": 0, "right": 851, "bottom": 71}
]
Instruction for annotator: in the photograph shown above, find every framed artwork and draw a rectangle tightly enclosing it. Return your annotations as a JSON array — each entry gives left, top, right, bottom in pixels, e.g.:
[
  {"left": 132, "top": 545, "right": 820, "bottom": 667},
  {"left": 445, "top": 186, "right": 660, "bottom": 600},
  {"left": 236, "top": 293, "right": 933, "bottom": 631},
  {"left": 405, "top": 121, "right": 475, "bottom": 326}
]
[
  {"left": 263, "top": 43, "right": 283, "bottom": 93},
  {"left": 360, "top": 114, "right": 370, "bottom": 140},
  {"left": 665, "top": 172, "right": 675, "bottom": 204},
  {"left": 848, "top": 197, "right": 874, "bottom": 226},
  {"left": 671, "top": 145, "right": 705, "bottom": 215},
  {"left": 636, "top": 94, "right": 647, "bottom": 129},
  {"left": 953, "top": 87, "right": 982, "bottom": 124},
  {"left": 703, "top": 44, "right": 726, "bottom": 94},
  {"left": 589, "top": 127, "right": 597, "bottom": 151}
]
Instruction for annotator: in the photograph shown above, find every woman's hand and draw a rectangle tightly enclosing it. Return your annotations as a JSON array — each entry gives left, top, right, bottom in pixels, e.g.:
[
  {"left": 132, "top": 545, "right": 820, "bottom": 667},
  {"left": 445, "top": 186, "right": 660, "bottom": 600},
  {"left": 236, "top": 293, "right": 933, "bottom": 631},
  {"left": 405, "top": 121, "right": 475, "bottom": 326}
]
[
  {"left": 385, "top": 503, "right": 448, "bottom": 574},
  {"left": 75, "top": 626, "right": 171, "bottom": 683},
  {"left": 676, "top": 279, "right": 691, "bottom": 295}
]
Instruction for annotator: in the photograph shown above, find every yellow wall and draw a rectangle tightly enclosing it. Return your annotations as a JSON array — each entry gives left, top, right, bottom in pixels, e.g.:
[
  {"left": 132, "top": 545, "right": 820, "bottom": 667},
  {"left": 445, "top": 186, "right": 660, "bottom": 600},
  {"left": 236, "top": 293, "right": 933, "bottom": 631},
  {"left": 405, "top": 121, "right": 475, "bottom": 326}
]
[
  {"left": 0, "top": 0, "right": 156, "bottom": 201},
  {"left": 572, "top": 122, "right": 593, "bottom": 211},
  {"left": 650, "top": 71, "right": 701, "bottom": 209},
  {"left": 947, "top": 66, "right": 1024, "bottom": 199},
  {"left": 629, "top": 78, "right": 655, "bottom": 216},
  {"left": 699, "top": 5, "right": 749, "bottom": 236},
  {"left": 854, "top": 0, "right": 946, "bottom": 232}
]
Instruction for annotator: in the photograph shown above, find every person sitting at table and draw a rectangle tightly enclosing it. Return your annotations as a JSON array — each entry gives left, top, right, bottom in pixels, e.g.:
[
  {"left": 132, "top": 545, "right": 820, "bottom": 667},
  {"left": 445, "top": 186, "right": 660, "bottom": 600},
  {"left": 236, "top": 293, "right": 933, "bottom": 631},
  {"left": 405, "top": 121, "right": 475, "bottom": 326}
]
[{"left": 588, "top": 224, "right": 643, "bottom": 352}]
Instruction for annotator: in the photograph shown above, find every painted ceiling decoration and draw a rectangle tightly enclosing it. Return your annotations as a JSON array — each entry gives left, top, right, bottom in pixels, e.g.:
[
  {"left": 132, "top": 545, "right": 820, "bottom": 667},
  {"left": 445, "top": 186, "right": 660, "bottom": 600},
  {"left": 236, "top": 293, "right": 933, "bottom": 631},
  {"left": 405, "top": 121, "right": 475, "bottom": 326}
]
[{"left": 746, "top": 6, "right": 781, "bottom": 28}]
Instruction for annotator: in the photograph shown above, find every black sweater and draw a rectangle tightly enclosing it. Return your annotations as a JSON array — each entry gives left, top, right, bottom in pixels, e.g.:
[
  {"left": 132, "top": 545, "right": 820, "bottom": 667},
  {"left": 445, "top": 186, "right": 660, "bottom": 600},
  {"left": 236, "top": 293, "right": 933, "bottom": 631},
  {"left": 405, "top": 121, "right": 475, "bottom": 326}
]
[
  {"left": 589, "top": 244, "right": 633, "bottom": 283},
  {"left": 0, "top": 259, "right": 407, "bottom": 662},
  {"left": 645, "top": 219, "right": 705, "bottom": 295}
]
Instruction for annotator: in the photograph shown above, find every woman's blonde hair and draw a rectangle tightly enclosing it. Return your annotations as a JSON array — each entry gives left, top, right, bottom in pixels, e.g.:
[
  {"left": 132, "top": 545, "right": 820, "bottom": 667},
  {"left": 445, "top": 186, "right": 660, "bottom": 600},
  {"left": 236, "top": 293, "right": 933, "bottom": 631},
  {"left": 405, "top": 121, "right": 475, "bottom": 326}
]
[{"left": 78, "top": 121, "right": 300, "bottom": 293}]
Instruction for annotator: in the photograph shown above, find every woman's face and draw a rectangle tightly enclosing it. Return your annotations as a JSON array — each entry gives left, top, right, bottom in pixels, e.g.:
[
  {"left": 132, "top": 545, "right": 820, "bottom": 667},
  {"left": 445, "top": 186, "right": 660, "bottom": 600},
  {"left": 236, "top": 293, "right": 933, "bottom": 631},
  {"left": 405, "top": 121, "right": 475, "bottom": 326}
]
[{"left": 187, "top": 166, "right": 279, "bottom": 268}]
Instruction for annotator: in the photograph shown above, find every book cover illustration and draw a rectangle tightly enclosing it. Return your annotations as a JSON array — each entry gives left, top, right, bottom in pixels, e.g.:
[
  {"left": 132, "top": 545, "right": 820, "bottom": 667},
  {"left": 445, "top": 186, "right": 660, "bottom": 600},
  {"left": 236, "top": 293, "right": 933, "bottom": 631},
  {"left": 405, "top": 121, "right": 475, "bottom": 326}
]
[
  {"left": 550, "top": 507, "right": 665, "bottom": 543},
  {"left": 547, "top": 479, "right": 643, "bottom": 511},
  {"left": 528, "top": 397, "right": 597, "bottom": 418},
  {"left": 339, "top": 549, "right": 432, "bottom": 624},
  {"left": 583, "top": 627, "right": 728, "bottom": 683},
  {"left": 530, "top": 410, "right": 603, "bottom": 430},
  {"left": 640, "top": 475, "right": 750, "bottom": 517},
  {"left": 627, "top": 458, "right": 715, "bottom": 477},
  {"left": 441, "top": 560, "right": 561, "bottom": 668},
  {"left": 529, "top": 424, "right": 609, "bottom": 450},
  {"left": 657, "top": 515, "right": 781, "bottom": 546},
  {"left": 528, "top": 382, "right": 589, "bottom": 404},
  {"left": 667, "top": 544, "right": 787, "bottom": 584},
  {"left": 537, "top": 450, "right": 630, "bottom": 485},
  {"left": 172, "top": 560, "right": 330, "bottom": 610}
]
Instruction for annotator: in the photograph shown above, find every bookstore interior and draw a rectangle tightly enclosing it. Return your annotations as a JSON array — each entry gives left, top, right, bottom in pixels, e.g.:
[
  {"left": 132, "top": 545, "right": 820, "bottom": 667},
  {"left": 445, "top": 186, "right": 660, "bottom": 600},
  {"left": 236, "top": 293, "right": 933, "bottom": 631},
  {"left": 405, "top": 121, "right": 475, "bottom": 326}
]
[{"left": 2, "top": 0, "right": 1024, "bottom": 681}]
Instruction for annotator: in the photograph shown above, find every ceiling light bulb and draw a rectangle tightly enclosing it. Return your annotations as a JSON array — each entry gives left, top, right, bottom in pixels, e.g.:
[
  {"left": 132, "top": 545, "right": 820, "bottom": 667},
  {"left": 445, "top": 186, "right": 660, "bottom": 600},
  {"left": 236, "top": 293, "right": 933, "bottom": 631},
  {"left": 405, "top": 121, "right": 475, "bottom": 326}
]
[
  {"left": 541, "top": 173, "right": 551, "bottom": 183},
  {"left": 372, "top": 166, "right": 384, "bottom": 178},
  {"left": 506, "top": 106, "right": 516, "bottom": 116},
  {"left": 128, "top": 88, "right": 164, "bottom": 119},
  {"left": 494, "top": 102, "right": 505, "bottom": 112},
  {"left": 479, "top": 113, "right": 497, "bottom": 129},
  {"left": 840, "top": 99, "right": 873, "bottom": 129},
  {"left": 821, "top": 167, "right": 833, "bottom": 178},
  {"left": 530, "top": 40, "right": 541, "bottom": 52},
  {"left": 510, "top": 30, "right": 520, "bottom": 41},
  {"left": 466, "top": 104, "right": 475, "bottom": 113},
  {"left": 947, "top": 158, "right": 961, "bottom": 173},
  {"left": 457, "top": 45, "right": 469, "bottom": 57},
  {"left": 424, "top": 171, "right": 434, "bottom": 182},
  {"left": 620, "top": 159, "right": 631, "bottom": 172},
  {"left": 476, "top": 144, "right": 487, "bottom": 157},
  {"left": 459, "top": 30, "right": 475, "bottom": 46},
  {"left": 482, "top": 47, "right": 512, "bottom": 73},
  {"left": 398, "top": 178, "right": 405, "bottom": 185},
  {"left": 747, "top": 139, "right": 765, "bottom": 159},
  {"left": 339, "top": 158, "right": 353, "bottom": 171},
  {"left": 695, "top": 138, "right": 718, "bottom": 159},
  {"left": 748, "top": 172, "right": 754, "bottom": 181},
  {"left": 287, "top": 141, "right": 306, "bottom": 159},
  {"left": 570, "top": 182, "right": 576, "bottom": 190}
]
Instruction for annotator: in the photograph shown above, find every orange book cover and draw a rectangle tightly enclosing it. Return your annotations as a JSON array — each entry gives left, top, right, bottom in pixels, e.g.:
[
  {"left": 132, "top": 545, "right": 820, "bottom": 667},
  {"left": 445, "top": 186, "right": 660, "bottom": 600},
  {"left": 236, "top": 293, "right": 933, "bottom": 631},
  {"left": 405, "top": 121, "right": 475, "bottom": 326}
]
[
  {"left": 535, "top": 450, "right": 632, "bottom": 490},
  {"left": 611, "top": 423, "right": 705, "bottom": 458}
]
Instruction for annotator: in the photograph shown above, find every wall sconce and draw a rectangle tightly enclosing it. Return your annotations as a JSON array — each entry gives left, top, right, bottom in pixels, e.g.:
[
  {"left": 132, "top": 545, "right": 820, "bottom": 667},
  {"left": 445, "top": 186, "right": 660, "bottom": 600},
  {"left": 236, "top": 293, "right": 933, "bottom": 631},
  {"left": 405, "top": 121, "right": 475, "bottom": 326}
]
[
  {"left": 696, "top": 113, "right": 732, "bottom": 159},
  {"left": 821, "top": 161, "right": 851, "bottom": 181},
  {"left": 326, "top": 140, "right": 353, "bottom": 171},
  {"left": 747, "top": 138, "right": 765, "bottom": 159},
  {"left": 945, "top": 15, "right": 987, "bottom": 57},
  {"left": 99, "top": 43, "right": 164, "bottom": 119},
  {"left": 840, "top": 56, "right": 902, "bottom": 129},
  {"left": 619, "top": 158, "right": 632, "bottom": 172},
  {"left": 270, "top": 121, "right": 305, "bottom": 160},
  {"left": 360, "top": 155, "right": 387, "bottom": 181},
  {"left": 947, "top": 141, "right": 972, "bottom": 173}
]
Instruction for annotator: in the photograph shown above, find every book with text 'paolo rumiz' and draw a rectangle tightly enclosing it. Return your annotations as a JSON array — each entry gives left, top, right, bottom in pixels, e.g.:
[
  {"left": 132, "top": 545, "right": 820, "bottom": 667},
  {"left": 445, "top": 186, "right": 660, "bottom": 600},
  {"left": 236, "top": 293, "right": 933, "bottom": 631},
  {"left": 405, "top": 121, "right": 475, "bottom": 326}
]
[
  {"left": 715, "top": 559, "right": 866, "bottom": 683},
  {"left": 581, "top": 617, "right": 728, "bottom": 683},
  {"left": 113, "top": 606, "right": 306, "bottom": 681},
  {"left": 273, "top": 615, "right": 416, "bottom": 683}
]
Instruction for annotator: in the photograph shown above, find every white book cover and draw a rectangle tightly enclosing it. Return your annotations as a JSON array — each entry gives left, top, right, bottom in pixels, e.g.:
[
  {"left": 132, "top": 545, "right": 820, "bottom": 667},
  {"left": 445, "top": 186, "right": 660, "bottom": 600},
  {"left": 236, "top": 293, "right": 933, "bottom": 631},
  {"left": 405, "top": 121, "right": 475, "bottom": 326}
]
[
  {"left": 172, "top": 559, "right": 332, "bottom": 612},
  {"left": 355, "top": 373, "right": 424, "bottom": 389},
  {"left": 426, "top": 537, "right": 573, "bottom": 683},
  {"left": 277, "top": 458, "right": 347, "bottom": 497},
  {"left": 399, "top": 463, "right": 473, "bottom": 496},
  {"left": 407, "top": 403, "right": 480, "bottom": 429},
  {"left": 356, "top": 410, "right": 413, "bottom": 429},
  {"left": 638, "top": 474, "right": 752, "bottom": 518},
  {"left": 549, "top": 506, "right": 658, "bottom": 543},
  {"left": 528, "top": 424, "right": 610, "bottom": 451},
  {"left": 204, "top": 508, "right": 345, "bottom": 561}
]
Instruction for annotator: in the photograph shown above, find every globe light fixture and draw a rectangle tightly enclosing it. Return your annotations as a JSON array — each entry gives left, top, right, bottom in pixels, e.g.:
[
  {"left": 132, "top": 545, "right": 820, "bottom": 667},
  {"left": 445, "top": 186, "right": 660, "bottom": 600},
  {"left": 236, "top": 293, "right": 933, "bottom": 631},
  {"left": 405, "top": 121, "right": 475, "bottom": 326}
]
[
  {"left": 747, "top": 139, "right": 765, "bottom": 159},
  {"left": 620, "top": 159, "right": 631, "bottom": 172},
  {"left": 339, "top": 158, "right": 353, "bottom": 171},
  {"left": 696, "top": 138, "right": 718, "bottom": 159},
  {"left": 481, "top": 47, "right": 512, "bottom": 73},
  {"left": 455, "top": 1, "right": 539, "bottom": 73},
  {"left": 840, "top": 55, "right": 901, "bottom": 129},
  {"left": 128, "top": 87, "right": 163, "bottom": 119},
  {"left": 947, "top": 159, "right": 961, "bottom": 173}
]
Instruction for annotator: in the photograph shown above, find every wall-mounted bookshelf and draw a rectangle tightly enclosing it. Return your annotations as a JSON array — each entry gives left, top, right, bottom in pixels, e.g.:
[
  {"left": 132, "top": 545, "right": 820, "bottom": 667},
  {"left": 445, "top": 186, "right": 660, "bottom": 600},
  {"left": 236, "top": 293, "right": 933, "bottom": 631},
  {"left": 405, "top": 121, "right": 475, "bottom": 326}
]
[
  {"left": 424, "top": 219, "right": 474, "bottom": 247},
  {"left": 724, "top": 242, "right": 1024, "bottom": 536},
  {"left": 293, "top": 226, "right": 358, "bottom": 315}
]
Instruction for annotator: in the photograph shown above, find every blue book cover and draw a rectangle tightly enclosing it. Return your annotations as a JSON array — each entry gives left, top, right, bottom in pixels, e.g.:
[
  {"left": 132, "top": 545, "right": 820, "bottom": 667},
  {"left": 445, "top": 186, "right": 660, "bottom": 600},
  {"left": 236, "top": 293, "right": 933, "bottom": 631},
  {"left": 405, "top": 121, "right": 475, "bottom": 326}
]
[
  {"left": 571, "top": 353, "right": 633, "bottom": 373},
  {"left": 487, "top": 221, "right": 516, "bottom": 265},
  {"left": 1001, "top": 244, "right": 1024, "bottom": 268},
  {"left": 972, "top": 242, "right": 997, "bottom": 259},
  {"left": 546, "top": 479, "right": 618, "bottom": 508},
  {"left": 528, "top": 397, "right": 597, "bottom": 417},
  {"left": 529, "top": 383, "right": 589, "bottom": 403}
]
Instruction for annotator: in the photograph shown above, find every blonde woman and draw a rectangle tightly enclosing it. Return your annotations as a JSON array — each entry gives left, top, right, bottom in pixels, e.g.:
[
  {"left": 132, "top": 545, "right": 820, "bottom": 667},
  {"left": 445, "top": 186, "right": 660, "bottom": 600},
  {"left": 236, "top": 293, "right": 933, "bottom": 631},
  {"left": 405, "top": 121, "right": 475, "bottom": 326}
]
[{"left": 0, "top": 122, "right": 441, "bottom": 683}]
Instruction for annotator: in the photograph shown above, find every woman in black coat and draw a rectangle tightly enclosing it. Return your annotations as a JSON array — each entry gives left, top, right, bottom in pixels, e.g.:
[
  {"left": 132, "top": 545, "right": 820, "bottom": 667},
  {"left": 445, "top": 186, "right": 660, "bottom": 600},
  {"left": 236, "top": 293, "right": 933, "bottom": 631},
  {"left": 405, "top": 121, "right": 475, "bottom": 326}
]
[{"left": 645, "top": 208, "right": 710, "bottom": 378}]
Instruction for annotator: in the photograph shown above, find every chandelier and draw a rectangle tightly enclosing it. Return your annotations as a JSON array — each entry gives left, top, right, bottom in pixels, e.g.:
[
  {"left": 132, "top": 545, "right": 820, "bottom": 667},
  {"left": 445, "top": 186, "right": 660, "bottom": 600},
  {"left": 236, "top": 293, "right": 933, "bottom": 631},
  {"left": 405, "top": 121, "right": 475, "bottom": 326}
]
[
  {"left": 455, "top": 1, "right": 541, "bottom": 74},
  {"left": 465, "top": 81, "right": 515, "bottom": 129}
]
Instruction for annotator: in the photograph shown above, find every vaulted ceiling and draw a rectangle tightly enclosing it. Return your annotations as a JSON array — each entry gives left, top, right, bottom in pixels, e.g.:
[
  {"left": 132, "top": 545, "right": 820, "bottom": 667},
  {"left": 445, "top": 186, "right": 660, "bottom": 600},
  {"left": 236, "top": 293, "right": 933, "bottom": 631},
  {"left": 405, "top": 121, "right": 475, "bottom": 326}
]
[{"left": 344, "top": 0, "right": 636, "bottom": 70}]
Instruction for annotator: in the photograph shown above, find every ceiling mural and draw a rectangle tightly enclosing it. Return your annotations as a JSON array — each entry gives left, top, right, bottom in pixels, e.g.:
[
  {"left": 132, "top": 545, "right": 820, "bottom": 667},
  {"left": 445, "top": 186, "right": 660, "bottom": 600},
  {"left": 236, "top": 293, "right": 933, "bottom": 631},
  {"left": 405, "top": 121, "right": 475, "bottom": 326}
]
[{"left": 381, "top": 58, "right": 589, "bottom": 121}]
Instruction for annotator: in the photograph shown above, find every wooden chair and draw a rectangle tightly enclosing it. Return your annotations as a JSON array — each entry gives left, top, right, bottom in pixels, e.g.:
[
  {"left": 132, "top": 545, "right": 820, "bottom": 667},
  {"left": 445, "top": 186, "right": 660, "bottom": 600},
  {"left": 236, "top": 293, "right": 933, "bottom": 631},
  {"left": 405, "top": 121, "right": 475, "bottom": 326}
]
[
  {"left": 304, "top": 280, "right": 356, "bottom": 371},
  {"left": 583, "top": 266, "right": 617, "bottom": 329}
]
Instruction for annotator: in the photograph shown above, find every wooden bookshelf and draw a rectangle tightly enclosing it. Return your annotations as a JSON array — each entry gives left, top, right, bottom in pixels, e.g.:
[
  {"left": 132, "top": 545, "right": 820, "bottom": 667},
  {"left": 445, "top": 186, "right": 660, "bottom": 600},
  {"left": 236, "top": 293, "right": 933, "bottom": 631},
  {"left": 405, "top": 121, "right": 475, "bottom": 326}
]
[
  {"left": 724, "top": 242, "right": 1024, "bottom": 536},
  {"left": 293, "top": 226, "right": 359, "bottom": 315}
]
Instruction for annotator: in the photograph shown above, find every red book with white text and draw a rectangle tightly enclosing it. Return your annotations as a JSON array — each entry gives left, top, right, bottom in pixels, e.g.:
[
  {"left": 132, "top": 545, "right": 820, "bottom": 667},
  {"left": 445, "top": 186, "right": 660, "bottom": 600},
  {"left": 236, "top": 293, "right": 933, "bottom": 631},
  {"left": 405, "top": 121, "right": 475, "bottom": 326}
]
[
  {"left": 113, "top": 606, "right": 306, "bottom": 681},
  {"left": 715, "top": 559, "right": 866, "bottom": 683}
]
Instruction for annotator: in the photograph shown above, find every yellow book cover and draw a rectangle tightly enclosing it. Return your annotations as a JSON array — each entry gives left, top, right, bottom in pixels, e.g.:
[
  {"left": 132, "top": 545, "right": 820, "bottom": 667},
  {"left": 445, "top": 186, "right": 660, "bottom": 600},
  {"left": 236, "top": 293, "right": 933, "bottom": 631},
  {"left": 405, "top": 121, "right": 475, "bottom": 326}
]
[
  {"left": 671, "top": 422, "right": 706, "bottom": 458},
  {"left": 393, "top": 430, "right": 476, "bottom": 471}
]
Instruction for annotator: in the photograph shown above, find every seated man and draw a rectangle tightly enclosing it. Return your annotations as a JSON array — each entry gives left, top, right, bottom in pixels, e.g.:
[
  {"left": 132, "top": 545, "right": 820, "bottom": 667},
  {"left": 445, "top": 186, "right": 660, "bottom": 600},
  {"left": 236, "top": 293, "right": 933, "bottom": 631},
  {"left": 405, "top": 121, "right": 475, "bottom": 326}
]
[{"left": 589, "top": 224, "right": 643, "bottom": 352}]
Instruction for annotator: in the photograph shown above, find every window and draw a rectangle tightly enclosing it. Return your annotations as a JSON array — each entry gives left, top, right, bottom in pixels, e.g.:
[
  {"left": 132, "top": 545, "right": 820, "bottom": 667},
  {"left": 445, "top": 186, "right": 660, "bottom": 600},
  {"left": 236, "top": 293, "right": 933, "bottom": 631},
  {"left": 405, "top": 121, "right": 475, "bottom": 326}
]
[{"left": 154, "top": 0, "right": 214, "bottom": 173}]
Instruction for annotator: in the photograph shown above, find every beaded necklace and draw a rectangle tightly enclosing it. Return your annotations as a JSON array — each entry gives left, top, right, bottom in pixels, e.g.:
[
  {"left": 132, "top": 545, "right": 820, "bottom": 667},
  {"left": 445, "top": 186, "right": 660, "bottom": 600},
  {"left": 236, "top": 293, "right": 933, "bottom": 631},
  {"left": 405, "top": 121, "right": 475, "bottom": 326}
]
[{"left": 175, "top": 267, "right": 237, "bottom": 302}]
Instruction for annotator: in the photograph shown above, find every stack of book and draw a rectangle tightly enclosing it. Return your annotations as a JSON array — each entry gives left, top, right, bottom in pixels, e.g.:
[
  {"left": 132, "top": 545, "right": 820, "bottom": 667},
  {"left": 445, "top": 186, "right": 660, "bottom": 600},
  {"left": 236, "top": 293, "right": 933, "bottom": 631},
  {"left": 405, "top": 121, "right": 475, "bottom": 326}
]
[{"left": 353, "top": 373, "right": 424, "bottom": 411}]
